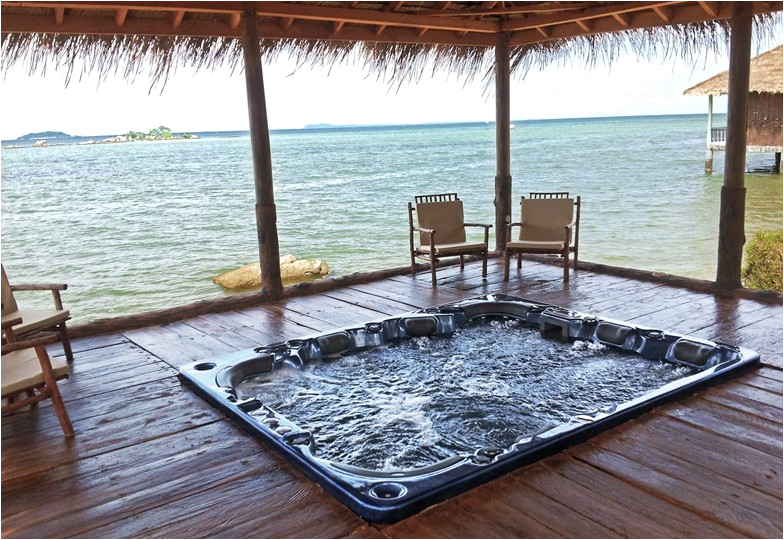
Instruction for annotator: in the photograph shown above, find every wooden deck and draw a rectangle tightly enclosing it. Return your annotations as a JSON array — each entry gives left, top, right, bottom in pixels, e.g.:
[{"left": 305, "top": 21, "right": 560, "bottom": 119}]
[{"left": 2, "top": 258, "right": 782, "bottom": 538}]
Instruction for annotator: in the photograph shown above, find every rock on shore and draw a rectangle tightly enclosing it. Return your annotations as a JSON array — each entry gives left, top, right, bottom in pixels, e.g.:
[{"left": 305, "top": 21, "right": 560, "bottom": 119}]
[{"left": 213, "top": 255, "right": 330, "bottom": 289}]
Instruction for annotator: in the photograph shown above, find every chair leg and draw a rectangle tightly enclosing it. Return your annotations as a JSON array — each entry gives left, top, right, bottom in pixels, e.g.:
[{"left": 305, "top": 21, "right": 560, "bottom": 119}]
[
  {"left": 459, "top": 255, "right": 465, "bottom": 270},
  {"left": 563, "top": 251, "right": 570, "bottom": 283},
  {"left": 517, "top": 253, "right": 522, "bottom": 269},
  {"left": 59, "top": 322, "right": 74, "bottom": 362},
  {"left": 504, "top": 250, "right": 511, "bottom": 281},
  {"left": 430, "top": 253, "right": 437, "bottom": 288},
  {"left": 481, "top": 251, "right": 488, "bottom": 278},
  {"left": 35, "top": 346, "right": 74, "bottom": 437},
  {"left": 573, "top": 248, "right": 579, "bottom": 270}
]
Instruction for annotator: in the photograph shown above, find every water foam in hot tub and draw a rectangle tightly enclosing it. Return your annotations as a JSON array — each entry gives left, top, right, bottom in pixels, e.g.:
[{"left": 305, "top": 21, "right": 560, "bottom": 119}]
[{"left": 236, "top": 318, "right": 695, "bottom": 470}]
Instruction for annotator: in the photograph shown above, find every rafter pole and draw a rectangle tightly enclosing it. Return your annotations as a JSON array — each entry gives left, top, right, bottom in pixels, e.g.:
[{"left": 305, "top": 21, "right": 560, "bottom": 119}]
[
  {"left": 494, "top": 32, "right": 512, "bottom": 251},
  {"left": 241, "top": 11, "right": 283, "bottom": 298},
  {"left": 716, "top": 1, "right": 752, "bottom": 290}
]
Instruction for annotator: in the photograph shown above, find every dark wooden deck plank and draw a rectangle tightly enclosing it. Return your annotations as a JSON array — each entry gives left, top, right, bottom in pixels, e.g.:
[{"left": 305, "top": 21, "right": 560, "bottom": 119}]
[
  {"left": 539, "top": 453, "right": 747, "bottom": 538},
  {"left": 3, "top": 259, "right": 781, "bottom": 539},
  {"left": 569, "top": 442, "right": 779, "bottom": 538}
]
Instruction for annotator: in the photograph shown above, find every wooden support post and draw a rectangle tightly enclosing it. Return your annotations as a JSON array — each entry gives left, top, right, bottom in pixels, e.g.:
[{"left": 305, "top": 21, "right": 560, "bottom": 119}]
[
  {"left": 241, "top": 11, "right": 283, "bottom": 298},
  {"left": 775, "top": 152, "right": 782, "bottom": 173},
  {"left": 716, "top": 2, "right": 752, "bottom": 290},
  {"left": 705, "top": 94, "right": 714, "bottom": 174},
  {"left": 494, "top": 32, "right": 512, "bottom": 251}
]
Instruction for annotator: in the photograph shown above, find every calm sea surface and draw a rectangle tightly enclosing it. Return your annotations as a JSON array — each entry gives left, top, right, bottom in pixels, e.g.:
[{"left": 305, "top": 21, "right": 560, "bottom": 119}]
[{"left": 1, "top": 115, "right": 781, "bottom": 323}]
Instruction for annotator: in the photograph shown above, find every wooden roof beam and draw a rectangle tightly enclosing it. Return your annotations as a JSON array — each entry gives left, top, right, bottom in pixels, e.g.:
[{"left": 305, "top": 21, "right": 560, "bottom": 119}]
[
  {"left": 501, "top": 1, "right": 679, "bottom": 32},
  {"left": 510, "top": 1, "right": 782, "bottom": 45},
  {"left": 420, "top": 2, "right": 596, "bottom": 17},
  {"left": 114, "top": 7, "right": 128, "bottom": 27},
  {"left": 1, "top": 12, "right": 495, "bottom": 46},
  {"left": 699, "top": 1, "right": 720, "bottom": 17},
  {"left": 53, "top": 6, "right": 64, "bottom": 25},
  {"left": 653, "top": 5, "right": 674, "bottom": 22},
  {"left": 228, "top": 12, "right": 241, "bottom": 30},
  {"left": 6, "top": 0, "right": 494, "bottom": 32},
  {"left": 575, "top": 19, "right": 592, "bottom": 32},
  {"left": 170, "top": 9, "right": 184, "bottom": 29},
  {"left": 280, "top": 17, "right": 294, "bottom": 30},
  {"left": 535, "top": 25, "right": 551, "bottom": 38},
  {"left": 248, "top": 1, "right": 500, "bottom": 34},
  {"left": 332, "top": 20, "right": 345, "bottom": 35},
  {"left": 612, "top": 12, "right": 632, "bottom": 27}
]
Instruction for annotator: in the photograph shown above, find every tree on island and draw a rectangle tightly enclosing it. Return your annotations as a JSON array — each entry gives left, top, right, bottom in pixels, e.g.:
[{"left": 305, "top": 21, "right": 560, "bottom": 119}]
[
  {"left": 148, "top": 125, "right": 173, "bottom": 139},
  {"left": 123, "top": 126, "right": 193, "bottom": 140}
]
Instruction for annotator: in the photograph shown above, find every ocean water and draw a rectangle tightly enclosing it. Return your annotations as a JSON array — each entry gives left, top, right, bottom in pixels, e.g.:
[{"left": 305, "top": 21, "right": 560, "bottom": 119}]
[{"left": 1, "top": 115, "right": 781, "bottom": 323}]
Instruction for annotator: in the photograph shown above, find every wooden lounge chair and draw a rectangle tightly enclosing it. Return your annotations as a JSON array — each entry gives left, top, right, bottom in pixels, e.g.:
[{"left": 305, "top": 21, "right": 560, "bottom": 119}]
[
  {"left": 1, "top": 263, "right": 74, "bottom": 361},
  {"left": 2, "top": 320, "right": 74, "bottom": 437},
  {"left": 504, "top": 192, "right": 581, "bottom": 282},
  {"left": 408, "top": 193, "right": 491, "bottom": 287}
]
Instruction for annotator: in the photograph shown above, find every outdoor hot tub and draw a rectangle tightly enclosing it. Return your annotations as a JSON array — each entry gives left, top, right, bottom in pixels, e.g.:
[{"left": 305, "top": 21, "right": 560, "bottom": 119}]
[{"left": 179, "top": 294, "right": 760, "bottom": 523}]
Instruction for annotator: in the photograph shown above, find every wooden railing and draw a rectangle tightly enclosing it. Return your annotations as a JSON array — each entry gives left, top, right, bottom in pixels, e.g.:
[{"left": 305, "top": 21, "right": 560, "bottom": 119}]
[{"left": 711, "top": 127, "right": 727, "bottom": 144}]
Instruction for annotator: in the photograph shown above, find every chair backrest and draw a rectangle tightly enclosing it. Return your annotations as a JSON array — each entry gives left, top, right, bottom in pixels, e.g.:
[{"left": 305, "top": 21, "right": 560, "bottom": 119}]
[
  {"left": 415, "top": 194, "right": 467, "bottom": 245},
  {"left": 529, "top": 192, "right": 570, "bottom": 199},
  {"left": 1, "top": 264, "right": 18, "bottom": 316},
  {"left": 519, "top": 197, "right": 575, "bottom": 242}
]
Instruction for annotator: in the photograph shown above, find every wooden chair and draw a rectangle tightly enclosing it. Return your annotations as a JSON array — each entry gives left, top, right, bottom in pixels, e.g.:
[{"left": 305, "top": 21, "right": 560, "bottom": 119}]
[
  {"left": 1, "top": 263, "right": 74, "bottom": 361},
  {"left": 408, "top": 193, "right": 491, "bottom": 287},
  {"left": 2, "top": 320, "right": 74, "bottom": 437},
  {"left": 504, "top": 193, "right": 581, "bottom": 282}
]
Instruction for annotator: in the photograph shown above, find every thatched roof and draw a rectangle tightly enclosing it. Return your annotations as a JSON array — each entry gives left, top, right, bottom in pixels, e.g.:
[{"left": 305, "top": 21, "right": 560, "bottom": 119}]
[
  {"left": 2, "top": 2, "right": 782, "bottom": 87},
  {"left": 683, "top": 44, "right": 783, "bottom": 95}
]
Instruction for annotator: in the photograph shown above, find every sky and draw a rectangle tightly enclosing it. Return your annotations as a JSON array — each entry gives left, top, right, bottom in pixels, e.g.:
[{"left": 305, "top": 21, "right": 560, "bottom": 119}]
[{"left": 2, "top": 40, "right": 778, "bottom": 141}]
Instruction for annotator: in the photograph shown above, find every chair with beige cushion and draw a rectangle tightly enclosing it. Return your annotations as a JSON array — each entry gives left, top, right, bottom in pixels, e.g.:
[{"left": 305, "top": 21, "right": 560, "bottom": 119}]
[
  {"left": 2, "top": 320, "right": 74, "bottom": 437},
  {"left": 504, "top": 192, "right": 581, "bottom": 282},
  {"left": 1, "top": 263, "right": 74, "bottom": 361},
  {"left": 408, "top": 193, "right": 491, "bottom": 287}
]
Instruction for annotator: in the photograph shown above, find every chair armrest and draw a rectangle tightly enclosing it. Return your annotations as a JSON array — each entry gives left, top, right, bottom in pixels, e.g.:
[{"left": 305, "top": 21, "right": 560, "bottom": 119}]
[
  {"left": 463, "top": 223, "right": 492, "bottom": 229},
  {"left": 2, "top": 331, "right": 61, "bottom": 354},
  {"left": 414, "top": 226, "right": 435, "bottom": 236},
  {"left": 2, "top": 318, "right": 23, "bottom": 329},
  {"left": 11, "top": 283, "right": 68, "bottom": 292},
  {"left": 10, "top": 282, "right": 68, "bottom": 310}
]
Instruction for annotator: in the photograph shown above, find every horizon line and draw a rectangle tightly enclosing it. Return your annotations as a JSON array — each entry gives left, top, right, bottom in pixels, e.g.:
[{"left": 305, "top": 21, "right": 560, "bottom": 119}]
[{"left": 2, "top": 112, "right": 716, "bottom": 142}]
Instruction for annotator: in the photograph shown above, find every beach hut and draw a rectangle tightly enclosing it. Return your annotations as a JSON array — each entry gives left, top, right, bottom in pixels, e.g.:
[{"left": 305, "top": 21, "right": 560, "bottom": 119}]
[
  {"left": 685, "top": 45, "right": 784, "bottom": 173},
  {"left": 1, "top": 2, "right": 781, "bottom": 301}
]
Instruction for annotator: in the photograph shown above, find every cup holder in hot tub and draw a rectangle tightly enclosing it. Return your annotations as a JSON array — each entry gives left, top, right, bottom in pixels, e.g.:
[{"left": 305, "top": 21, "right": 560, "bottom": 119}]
[
  {"left": 193, "top": 362, "right": 217, "bottom": 371},
  {"left": 368, "top": 482, "right": 408, "bottom": 500}
]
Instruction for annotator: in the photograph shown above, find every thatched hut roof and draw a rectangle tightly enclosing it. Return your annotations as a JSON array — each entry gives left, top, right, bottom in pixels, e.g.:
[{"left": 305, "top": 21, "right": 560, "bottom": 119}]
[
  {"left": 684, "top": 44, "right": 783, "bottom": 96},
  {"left": 2, "top": 2, "right": 782, "bottom": 87}
]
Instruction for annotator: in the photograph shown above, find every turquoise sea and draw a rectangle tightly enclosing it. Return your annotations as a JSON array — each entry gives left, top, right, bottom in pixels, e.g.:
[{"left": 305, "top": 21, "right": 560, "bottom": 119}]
[{"left": 1, "top": 115, "right": 782, "bottom": 324}]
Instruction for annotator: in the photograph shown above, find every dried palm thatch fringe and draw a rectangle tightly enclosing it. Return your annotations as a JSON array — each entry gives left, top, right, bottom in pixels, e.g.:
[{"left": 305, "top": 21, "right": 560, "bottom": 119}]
[{"left": 1, "top": 14, "right": 781, "bottom": 91}]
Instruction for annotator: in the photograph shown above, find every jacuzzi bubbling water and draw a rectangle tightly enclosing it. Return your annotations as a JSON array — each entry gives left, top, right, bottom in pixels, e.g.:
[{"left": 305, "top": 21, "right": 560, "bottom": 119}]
[
  {"left": 179, "top": 294, "right": 759, "bottom": 523},
  {"left": 235, "top": 319, "right": 696, "bottom": 471}
]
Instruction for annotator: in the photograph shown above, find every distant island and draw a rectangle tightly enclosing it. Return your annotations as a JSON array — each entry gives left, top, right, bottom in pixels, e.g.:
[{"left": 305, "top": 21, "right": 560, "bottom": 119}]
[
  {"left": 7, "top": 125, "right": 198, "bottom": 148},
  {"left": 304, "top": 123, "right": 364, "bottom": 129},
  {"left": 16, "top": 130, "right": 72, "bottom": 140}
]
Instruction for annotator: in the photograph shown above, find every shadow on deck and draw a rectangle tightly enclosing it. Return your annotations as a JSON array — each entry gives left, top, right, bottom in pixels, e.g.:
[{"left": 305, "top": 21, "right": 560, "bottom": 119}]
[{"left": 2, "top": 258, "right": 782, "bottom": 538}]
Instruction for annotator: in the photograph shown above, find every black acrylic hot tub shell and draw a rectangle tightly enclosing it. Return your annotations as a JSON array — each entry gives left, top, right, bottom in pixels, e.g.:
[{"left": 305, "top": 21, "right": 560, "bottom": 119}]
[{"left": 178, "top": 294, "right": 760, "bottom": 523}]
